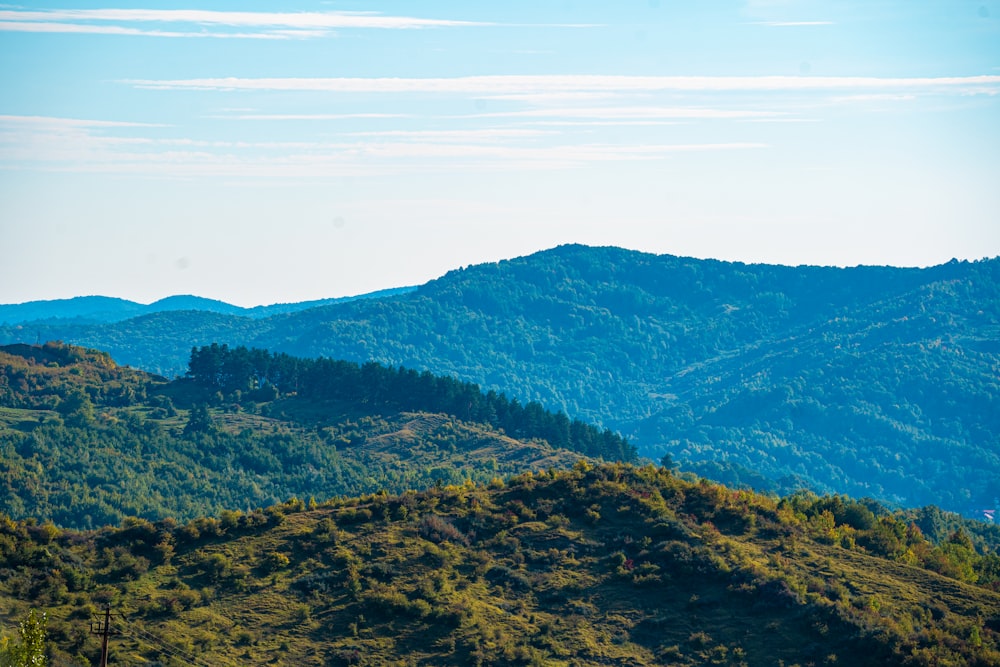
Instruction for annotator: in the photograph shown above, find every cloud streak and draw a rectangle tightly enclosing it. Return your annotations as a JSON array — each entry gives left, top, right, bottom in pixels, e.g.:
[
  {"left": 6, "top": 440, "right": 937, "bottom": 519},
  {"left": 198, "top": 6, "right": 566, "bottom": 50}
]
[
  {"left": 0, "top": 114, "right": 765, "bottom": 178},
  {"left": 0, "top": 20, "right": 307, "bottom": 39},
  {"left": 0, "top": 8, "right": 490, "bottom": 39},
  {"left": 215, "top": 113, "right": 411, "bottom": 121},
  {"left": 344, "top": 128, "right": 554, "bottom": 142},
  {"left": 753, "top": 21, "right": 834, "bottom": 27},
  {"left": 124, "top": 74, "right": 1000, "bottom": 95},
  {"left": 0, "top": 114, "right": 166, "bottom": 128},
  {"left": 471, "top": 106, "right": 787, "bottom": 120}
]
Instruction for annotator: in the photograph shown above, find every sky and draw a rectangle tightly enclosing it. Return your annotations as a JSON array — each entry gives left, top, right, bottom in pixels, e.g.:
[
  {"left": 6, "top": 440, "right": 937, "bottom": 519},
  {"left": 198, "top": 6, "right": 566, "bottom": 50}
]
[{"left": 0, "top": 1, "right": 998, "bottom": 307}]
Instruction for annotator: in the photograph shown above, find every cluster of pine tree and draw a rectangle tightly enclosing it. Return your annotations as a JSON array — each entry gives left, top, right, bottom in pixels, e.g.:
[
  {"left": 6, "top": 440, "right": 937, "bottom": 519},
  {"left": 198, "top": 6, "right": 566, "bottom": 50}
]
[{"left": 186, "top": 343, "right": 636, "bottom": 462}]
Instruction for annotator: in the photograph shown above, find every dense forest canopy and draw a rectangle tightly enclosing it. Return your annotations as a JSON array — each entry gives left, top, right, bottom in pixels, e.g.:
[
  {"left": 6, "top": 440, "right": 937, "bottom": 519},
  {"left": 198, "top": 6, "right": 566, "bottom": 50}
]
[
  {"left": 1, "top": 246, "right": 997, "bottom": 514},
  {"left": 185, "top": 343, "right": 635, "bottom": 463},
  {"left": 0, "top": 342, "right": 629, "bottom": 529}
]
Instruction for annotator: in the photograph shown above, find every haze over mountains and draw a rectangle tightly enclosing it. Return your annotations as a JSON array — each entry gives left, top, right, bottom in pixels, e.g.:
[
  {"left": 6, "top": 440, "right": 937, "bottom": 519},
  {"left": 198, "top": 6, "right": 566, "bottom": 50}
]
[
  {"left": 0, "top": 287, "right": 416, "bottom": 326},
  {"left": 2, "top": 244, "right": 997, "bottom": 515}
]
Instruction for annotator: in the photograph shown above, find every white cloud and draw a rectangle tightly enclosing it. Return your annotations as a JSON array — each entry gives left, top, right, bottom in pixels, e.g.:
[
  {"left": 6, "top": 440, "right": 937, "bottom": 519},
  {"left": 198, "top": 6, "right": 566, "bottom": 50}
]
[
  {"left": 739, "top": 118, "right": 821, "bottom": 123},
  {"left": 472, "top": 106, "right": 787, "bottom": 120},
  {"left": 0, "top": 8, "right": 490, "bottom": 39},
  {"left": 0, "top": 113, "right": 765, "bottom": 178},
  {"left": 0, "top": 8, "right": 487, "bottom": 28},
  {"left": 0, "top": 20, "right": 301, "bottom": 39},
  {"left": 216, "top": 113, "right": 411, "bottom": 121},
  {"left": 524, "top": 120, "right": 686, "bottom": 127},
  {"left": 752, "top": 21, "right": 834, "bottom": 26},
  {"left": 478, "top": 92, "right": 623, "bottom": 104},
  {"left": 0, "top": 114, "right": 166, "bottom": 128},
  {"left": 829, "top": 93, "right": 918, "bottom": 103},
  {"left": 344, "top": 128, "right": 553, "bottom": 142},
  {"left": 346, "top": 142, "right": 766, "bottom": 165},
  {"left": 124, "top": 74, "right": 1000, "bottom": 95}
]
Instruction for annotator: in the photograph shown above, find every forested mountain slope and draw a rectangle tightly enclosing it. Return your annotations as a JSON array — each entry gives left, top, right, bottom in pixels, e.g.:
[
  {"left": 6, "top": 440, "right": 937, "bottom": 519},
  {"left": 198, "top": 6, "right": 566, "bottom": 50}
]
[
  {"left": 0, "top": 342, "right": 631, "bottom": 529},
  {"left": 0, "top": 287, "right": 415, "bottom": 326},
  {"left": 3, "top": 464, "right": 1000, "bottom": 666},
  {"left": 2, "top": 245, "right": 997, "bottom": 513}
]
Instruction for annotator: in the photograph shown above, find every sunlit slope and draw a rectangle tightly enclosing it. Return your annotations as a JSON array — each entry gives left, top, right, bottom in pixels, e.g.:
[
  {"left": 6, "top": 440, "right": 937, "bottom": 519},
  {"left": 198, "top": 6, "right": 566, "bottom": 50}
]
[{"left": 2, "top": 464, "right": 999, "bottom": 666}]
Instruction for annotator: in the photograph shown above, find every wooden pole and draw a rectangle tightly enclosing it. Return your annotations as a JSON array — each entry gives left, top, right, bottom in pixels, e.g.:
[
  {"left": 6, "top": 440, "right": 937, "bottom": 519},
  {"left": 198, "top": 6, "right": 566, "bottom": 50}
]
[{"left": 90, "top": 605, "right": 113, "bottom": 667}]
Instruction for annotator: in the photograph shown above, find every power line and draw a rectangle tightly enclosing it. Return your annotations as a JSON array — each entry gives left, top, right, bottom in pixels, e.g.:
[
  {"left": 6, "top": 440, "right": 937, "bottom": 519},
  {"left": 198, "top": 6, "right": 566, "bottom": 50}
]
[
  {"left": 117, "top": 623, "right": 197, "bottom": 663},
  {"left": 112, "top": 618, "right": 215, "bottom": 667},
  {"left": 86, "top": 605, "right": 216, "bottom": 667}
]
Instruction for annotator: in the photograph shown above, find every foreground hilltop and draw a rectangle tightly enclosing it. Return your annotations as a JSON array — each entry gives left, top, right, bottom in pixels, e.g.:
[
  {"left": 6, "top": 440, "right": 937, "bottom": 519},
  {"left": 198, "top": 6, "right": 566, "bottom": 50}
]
[
  {"left": 2, "top": 463, "right": 1000, "bottom": 666},
  {"left": 2, "top": 245, "right": 998, "bottom": 513}
]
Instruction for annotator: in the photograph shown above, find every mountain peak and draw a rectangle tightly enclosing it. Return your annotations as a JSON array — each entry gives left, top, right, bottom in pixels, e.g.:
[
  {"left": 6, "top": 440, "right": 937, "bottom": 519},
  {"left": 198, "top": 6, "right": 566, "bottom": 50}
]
[{"left": 146, "top": 294, "right": 246, "bottom": 314}]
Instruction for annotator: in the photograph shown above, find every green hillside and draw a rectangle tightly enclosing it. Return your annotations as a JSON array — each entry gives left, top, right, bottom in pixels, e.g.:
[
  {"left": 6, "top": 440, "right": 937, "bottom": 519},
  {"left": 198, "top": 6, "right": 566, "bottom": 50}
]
[
  {"left": 2, "top": 246, "right": 998, "bottom": 513},
  {"left": 2, "top": 464, "right": 1000, "bottom": 666},
  {"left": 0, "top": 342, "right": 631, "bottom": 529}
]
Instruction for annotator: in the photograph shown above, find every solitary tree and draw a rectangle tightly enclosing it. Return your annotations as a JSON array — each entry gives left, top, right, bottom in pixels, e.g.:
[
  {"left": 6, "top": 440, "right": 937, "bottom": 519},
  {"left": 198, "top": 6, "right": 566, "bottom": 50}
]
[
  {"left": 57, "top": 389, "right": 95, "bottom": 427},
  {"left": 0, "top": 609, "right": 47, "bottom": 667},
  {"left": 184, "top": 403, "right": 215, "bottom": 436}
]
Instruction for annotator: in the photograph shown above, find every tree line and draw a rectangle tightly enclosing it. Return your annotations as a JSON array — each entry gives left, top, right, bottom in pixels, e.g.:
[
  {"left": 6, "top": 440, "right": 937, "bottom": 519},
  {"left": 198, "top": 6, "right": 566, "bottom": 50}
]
[{"left": 187, "top": 343, "right": 636, "bottom": 463}]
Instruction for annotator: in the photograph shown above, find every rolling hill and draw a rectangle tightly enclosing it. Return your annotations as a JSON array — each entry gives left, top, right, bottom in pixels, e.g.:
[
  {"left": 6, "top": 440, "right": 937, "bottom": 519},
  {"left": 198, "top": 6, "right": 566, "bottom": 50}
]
[
  {"left": 4, "top": 343, "right": 1000, "bottom": 665},
  {"left": 2, "top": 463, "right": 999, "bottom": 666},
  {"left": 0, "top": 342, "right": 631, "bottom": 529},
  {"left": 2, "top": 245, "right": 997, "bottom": 514}
]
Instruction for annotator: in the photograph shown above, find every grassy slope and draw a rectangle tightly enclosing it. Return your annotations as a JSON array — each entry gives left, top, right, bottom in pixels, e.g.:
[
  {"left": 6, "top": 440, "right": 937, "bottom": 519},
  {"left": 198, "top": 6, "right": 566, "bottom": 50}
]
[{"left": 3, "top": 465, "right": 999, "bottom": 666}]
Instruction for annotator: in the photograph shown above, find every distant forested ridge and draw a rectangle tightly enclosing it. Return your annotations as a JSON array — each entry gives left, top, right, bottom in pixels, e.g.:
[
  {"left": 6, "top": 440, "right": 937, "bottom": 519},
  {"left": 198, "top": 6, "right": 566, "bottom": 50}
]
[
  {"left": 2, "top": 245, "right": 997, "bottom": 513},
  {"left": 0, "top": 286, "right": 415, "bottom": 326},
  {"left": 0, "top": 342, "right": 629, "bottom": 528}
]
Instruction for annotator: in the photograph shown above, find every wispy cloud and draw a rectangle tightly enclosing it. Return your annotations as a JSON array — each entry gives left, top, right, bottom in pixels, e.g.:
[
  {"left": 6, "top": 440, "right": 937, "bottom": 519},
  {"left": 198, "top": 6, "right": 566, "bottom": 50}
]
[
  {"left": 739, "top": 118, "right": 821, "bottom": 123},
  {"left": 124, "top": 74, "right": 1000, "bottom": 95},
  {"left": 524, "top": 120, "right": 687, "bottom": 127},
  {"left": 829, "top": 93, "right": 918, "bottom": 103},
  {"left": 472, "top": 106, "right": 787, "bottom": 120},
  {"left": 213, "top": 106, "right": 788, "bottom": 126},
  {"left": 0, "top": 114, "right": 765, "bottom": 178},
  {"left": 0, "top": 114, "right": 166, "bottom": 128},
  {"left": 0, "top": 20, "right": 303, "bottom": 39},
  {"left": 349, "top": 142, "right": 766, "bottom": 166},
  {"left": 478, "top": 92, "right": 622, "bottom": 104},
  {"left": 214, "top": 113, "right": 411, "bottom": 121},
  {"left": 344, "top": 128, "right": 553, "bottom": 142},
  {"left": 752, "top": 21, "right": 834, "bottom": 26},
  {"left": 0, "top": 8, "right": 491, "bottom": 39}
]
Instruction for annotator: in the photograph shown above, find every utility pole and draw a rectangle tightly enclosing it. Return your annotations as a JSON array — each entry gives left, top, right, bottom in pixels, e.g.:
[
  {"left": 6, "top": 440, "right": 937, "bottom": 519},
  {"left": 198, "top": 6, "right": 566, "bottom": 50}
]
[{"left": 90, "top": 606, "right": 121, "bottom": 667}]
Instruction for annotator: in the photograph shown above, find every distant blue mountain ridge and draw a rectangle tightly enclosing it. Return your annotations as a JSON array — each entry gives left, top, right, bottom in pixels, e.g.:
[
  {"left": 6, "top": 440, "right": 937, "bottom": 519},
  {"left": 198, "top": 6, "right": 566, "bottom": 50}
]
[
  {"left": 1, "top": 244, "right": 997, "bottom": 515},
  {"left": 0, "top": 287, "right": 417, "bottom": 326}
]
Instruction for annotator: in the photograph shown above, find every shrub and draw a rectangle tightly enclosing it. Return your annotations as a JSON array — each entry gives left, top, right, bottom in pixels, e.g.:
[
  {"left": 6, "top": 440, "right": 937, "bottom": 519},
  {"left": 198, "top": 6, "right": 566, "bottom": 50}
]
[{"left": 417, "top": 515, "right": 468, "bottom": 545}]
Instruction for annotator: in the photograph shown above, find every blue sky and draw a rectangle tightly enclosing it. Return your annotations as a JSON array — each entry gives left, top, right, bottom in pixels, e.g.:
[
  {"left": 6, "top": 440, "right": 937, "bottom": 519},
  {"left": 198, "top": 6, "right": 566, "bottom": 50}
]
[{"left": 1, "top": 1, "right": 998, "bottom": 306}]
